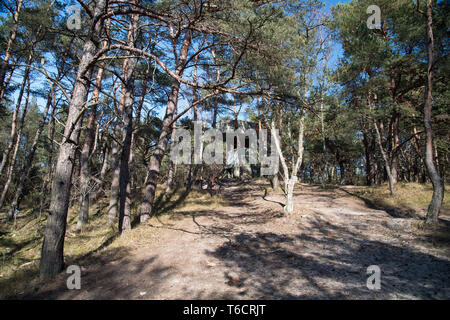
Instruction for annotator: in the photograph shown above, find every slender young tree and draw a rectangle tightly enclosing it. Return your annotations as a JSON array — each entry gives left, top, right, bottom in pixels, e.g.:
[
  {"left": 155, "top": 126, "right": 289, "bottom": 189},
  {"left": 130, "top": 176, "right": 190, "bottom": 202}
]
[
  {"left": 119, "top": 0, "right": 141, "bottom": 233},
  {"left": 417, "top": 0, "right": 445, "bottom": 224},
  {"left": 0, "top": 0, "right": 23, "bottom": 101},
  {"left": 77, "top": 18, "right": 111, "bottom": 230}
]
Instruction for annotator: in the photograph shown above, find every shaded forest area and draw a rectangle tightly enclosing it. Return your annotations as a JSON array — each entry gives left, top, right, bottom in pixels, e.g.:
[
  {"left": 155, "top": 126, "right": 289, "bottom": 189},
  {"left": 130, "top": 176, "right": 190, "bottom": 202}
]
[{"left": 0, "top": 0, "right": 448, "bottom": 299}]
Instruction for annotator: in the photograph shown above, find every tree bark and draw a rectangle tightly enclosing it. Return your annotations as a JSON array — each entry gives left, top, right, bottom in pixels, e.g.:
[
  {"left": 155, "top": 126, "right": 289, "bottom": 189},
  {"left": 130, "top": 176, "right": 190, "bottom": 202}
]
[
  {"left": 373, "top": 118, "right": 396, "bottom": 196},
  {"left": 271, "top": 111, "right": 304, "bottom": 213},
  {"left": 140, "top": 29, "right": 192, "bottom": 222},
  {"left": 77, "top": 20, "right": 109, "bottom": 229},
  {"left": 119, "top": 4, "right": 140, "bottom": 233},
  {"left": 421, "top": 0, "right": 444, "bottom": 224},
  {"left": 39, "top": 0, "right": 107, "bottom": 280},
  {"left": 0, "top": 72, "right": 31, "bottom": 210},
  {"left": 39, "top": 91, "right": 57, "bottom": 216},
  {"left": 0, "top": 53, "right": 32, "bottom": 177},
  {"left": 77, "top": 72, "right": 102, "bottom": 230},
  {"left": 165, "top": 112, "right": 177, "bottom": 193},
  {"left": 0, "top": 0, "right": 23, "bottom": 101},
  {"left": 390, "top": 111, "right": 400, "bottom": 183},
  {"left": 8, "top": 85, "right": 54, "bottom": 219}
]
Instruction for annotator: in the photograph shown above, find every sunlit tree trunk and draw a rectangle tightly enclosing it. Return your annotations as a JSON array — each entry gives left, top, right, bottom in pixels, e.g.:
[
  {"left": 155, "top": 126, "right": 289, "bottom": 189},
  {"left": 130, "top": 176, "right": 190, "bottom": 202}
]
[
  {"left": 140, "top": 29, "right": 192, "bottom": 222},
  {"left": 0, "top": 73, "right": 31, "bottom": 209},
  {"left": 39, "top": 0, "right": 107, "bottom": 280},
  {"left": 119, "top": 3, "right": 140, "bottom": 233},
  {"left": 271, "top": 112, "right": 304, "bottom": 213},
  {"left": 77, "top": 18, "right": 109, "bottom": 230},
  {"left": 0, "top": 0, "right": 23, "bottom": 101},
  {"left": 0, "top": 52, "right": 32, "bottom": 177},
  {"left": 9, "top": 85, "right": 54, "bottom": 219},
  {"left": 419, "top": 0, "right": 444, "bottom": 224}
]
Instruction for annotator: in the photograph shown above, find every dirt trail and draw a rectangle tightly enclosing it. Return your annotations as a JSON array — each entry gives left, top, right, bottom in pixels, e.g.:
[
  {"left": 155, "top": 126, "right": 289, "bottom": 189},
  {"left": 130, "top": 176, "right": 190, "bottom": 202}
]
[{"left": 29, "top": 182, "right": 450, "bottom": 299}]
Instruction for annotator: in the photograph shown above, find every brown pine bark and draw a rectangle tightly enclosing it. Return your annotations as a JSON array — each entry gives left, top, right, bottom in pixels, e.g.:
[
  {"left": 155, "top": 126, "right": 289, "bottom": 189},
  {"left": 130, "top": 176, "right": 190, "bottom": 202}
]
[
  {"left": 39, "top": 0, "right": 107, "bottom": 280},
  {"left": 118, "top": 3, "right": 140, "bottom": 233},
  {"left": 39, "top": 91, "right": 57, "bottom": 216},
  {"left": 362, "top": 122, "right": 377, "bottom": 186},
  {"left": 8, "top": 85, "right": 54, "bottom": 219},
  {"left": 165, "top": 110, "right": 177, "bottom": 193},
  {"left": 77, "top": 24, "right": 109, "bottom": 230},
  {"left": 129, "top": 65, "right": 150, "bottom": 191},
  {"left": 0, "top": 72, "right": 31, "bottom": 209},
  {"left": 77, "top": 96, "right": 99, "bottom": 229},
  {"left": 186, "top": 56, "right": 199, "bottom": 190},
  {"left": 419, "top": 0, "right": 444, "bottom": 224},
  {"left": 0, "top": 0, "right": 23, "bottom": 101},
  {"left": 140, "top": 29, "right": 192, "bottom": 222}
]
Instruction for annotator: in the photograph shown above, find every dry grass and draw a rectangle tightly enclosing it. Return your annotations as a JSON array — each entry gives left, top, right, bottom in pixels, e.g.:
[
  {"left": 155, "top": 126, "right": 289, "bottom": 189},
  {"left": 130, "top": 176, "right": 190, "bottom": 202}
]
[
  {"left": 0, "top": 186, "right": 227, "bottom": 298},
  {"left": 1, "top": 182, "right": 447, "bottom": 299},
  {"left": 352, "top": 182, "right": 449, "bottom": 218}
]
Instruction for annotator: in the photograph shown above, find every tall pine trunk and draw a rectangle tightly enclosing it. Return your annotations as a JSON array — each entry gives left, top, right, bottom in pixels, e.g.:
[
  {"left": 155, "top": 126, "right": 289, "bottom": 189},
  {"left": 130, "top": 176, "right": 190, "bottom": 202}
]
[
  {"left": 113, "top": 5, "right": 139, "bottom": 232},
  {"left": 9, "top": 85, "right": 54, "bottom": 219},
  {"left": 0, "top": 0, "right": 23, "bottom": 101},
  {"left": 39, "top": 0, "right": 107, "bottom": 280},
  {"left": 0, "top": 53, "right": 32, "bottom": 177},
  {"left": 0, "top": 73, "right": 31, "bottom": 210},
  {"left": 421, "top": 0, "right": 444, "bottom": 224},
  {"left": 140, "top": 29, "right": 192, "bottom": 222},
  {"left": 140, "top": 83, "right": 182, "bottom": 222},
  {"left": 77, "top": 29, "right": 108, "bottom": 230}
]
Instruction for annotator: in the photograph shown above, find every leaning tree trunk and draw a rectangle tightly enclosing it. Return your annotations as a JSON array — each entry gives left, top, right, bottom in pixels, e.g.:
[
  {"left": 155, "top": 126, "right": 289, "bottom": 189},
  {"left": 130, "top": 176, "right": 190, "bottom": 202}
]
[
  {"left": 39, "top": 0, "right": 107, "bottom": 281},
  {"left": 108, "top": 82, "right": 132, "bottom": 226},
  {"left": 0, "top": 74, "right": 31, "bottom": 210},
  {"left": 271, "top": 112, "right": 305, "bottom": 213},
  {"left": 39, "top": 92, "right": 57, "bottom": 216},
  {"left": 0, "top": 0, "right": 23, "bottom": 101},
  {"left": 129, "top": 65, "right": 149, "bottom": 191},
  {"left": 271, "top": 174, "right": 279, "bottom": 190},
  {"left": 77, "top": 31, "right": 108, "bottom": 230},
  {"left": 391, "top": 111, "right": 400, "bottom": 184},
  {"left": 77, "top": 102, "right": 98, "bottom": 229},
  {"left": 373, "top": 112, "right": 396, "bottom": 196},
  {"left": 9, "top": 85, "right": 54, "bottom": 219},
  {"left": 0, "top": 54, "right": 32, "bottom": 177},
  {"left": 140, "top": 82, "right": 182, "bottom": 222},
  {"left": 421, "top": 0, "right": 444, "bottom": 224},
  {"left": 119, "top": 101, "right": 134, "bottom": 233},
  {"left": 285, "top": 114, "right": 305, "bottom": 213},
  {"left": 108, "top": 122, "right": 122, "bottom": 225},
  {"left": 140, "top": 29, "right": 192, "bottom": 223}
]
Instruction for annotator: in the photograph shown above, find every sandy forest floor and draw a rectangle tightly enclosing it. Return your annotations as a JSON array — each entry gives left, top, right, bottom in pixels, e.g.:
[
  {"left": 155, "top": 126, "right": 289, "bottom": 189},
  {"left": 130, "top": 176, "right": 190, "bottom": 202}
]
[{"left": 5, "top": 181, "right": 450, "bottom": 300}]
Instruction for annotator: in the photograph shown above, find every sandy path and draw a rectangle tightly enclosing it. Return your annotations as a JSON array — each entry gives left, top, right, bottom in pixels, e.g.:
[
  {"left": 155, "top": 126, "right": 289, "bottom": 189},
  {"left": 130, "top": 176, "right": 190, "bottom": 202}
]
[{"left": 30, "top": 182, "right": 450, "bottom": 300}]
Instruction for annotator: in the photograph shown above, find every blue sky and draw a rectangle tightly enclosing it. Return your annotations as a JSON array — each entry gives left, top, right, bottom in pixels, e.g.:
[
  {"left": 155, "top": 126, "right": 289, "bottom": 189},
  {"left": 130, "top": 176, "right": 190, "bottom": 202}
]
[
  {"left": 324, "top": 0, "right": 349, "bottom": 7},
  {"left": 7, "top": 0, "right": 350, "bottom": 123}
]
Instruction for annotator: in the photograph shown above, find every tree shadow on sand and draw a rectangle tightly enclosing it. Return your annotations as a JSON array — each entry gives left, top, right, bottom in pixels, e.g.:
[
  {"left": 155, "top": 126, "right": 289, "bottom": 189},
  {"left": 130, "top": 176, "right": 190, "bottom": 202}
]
[{"left": 206, "top": 219, "right": 450, "bottom": 299}]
